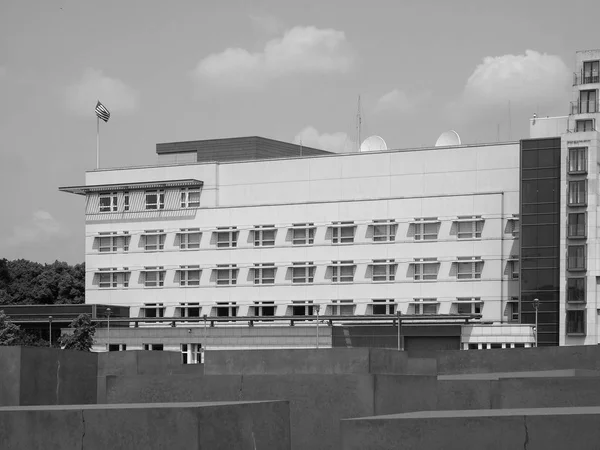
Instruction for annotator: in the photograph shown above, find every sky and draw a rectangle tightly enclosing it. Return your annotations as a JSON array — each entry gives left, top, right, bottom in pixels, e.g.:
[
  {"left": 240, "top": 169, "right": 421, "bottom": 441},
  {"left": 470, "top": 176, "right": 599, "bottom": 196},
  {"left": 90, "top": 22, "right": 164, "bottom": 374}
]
[{"left": 0, "top": 0, "right": 599, "bottom": 264}]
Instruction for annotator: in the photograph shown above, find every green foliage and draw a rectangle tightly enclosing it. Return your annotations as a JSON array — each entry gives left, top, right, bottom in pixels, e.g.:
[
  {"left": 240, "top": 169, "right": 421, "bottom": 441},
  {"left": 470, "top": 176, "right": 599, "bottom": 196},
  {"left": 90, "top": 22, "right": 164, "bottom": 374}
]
[
  {"left": 0, "top": 311, "right": 23, "bottom": 346},
  {"left": 0, "top": 259, "right": 85, "bottom": 305},
  {"left": 59, "top": 314, "right": 97, "bottom": 351}
]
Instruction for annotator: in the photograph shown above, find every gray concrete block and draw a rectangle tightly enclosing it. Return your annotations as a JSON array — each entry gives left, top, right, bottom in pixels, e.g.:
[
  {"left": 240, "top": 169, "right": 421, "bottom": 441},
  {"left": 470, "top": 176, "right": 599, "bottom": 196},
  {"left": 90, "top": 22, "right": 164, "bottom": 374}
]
[
  {"left": 104, "top": 373, "right": 375, "bottom": 450},
  {"left": 0, "top": 346, "right": 98, "bottom": 406},
  {"left": 0, "top": 401, "right": 291, "bottom": 450},
  {"left": 204, "top": 348, "right": 408, "bottom": 375},
  {"left": 341, "top": 407, "right": 600, "bottom": 450}
]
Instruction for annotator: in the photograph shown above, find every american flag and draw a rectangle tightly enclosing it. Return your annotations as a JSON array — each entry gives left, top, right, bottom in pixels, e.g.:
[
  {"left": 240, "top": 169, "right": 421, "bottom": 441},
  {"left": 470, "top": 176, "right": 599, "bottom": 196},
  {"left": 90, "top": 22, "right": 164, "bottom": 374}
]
[{"left": 95, "top": 101, "right": 110, "bottom": 122}]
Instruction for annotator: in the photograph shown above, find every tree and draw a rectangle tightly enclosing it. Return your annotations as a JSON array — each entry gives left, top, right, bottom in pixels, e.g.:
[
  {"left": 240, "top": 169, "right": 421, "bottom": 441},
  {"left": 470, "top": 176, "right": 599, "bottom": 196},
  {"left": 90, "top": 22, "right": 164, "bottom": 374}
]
[
  {"left": 59, "top": 314, "right": 97, "bottom": 351},
  {"left": 0, "top": 311, "right": 24, "bottom": 346}
]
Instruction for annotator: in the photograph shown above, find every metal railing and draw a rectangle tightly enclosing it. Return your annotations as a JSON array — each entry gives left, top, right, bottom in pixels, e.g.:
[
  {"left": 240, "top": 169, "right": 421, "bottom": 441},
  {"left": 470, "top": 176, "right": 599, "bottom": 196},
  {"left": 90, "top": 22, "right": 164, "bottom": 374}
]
[
  {"left": 573, "top": 72, "right": 600, "bottom": 86},
  {"left": 570, "top": 100, "right": 599, "bottom": 115}
]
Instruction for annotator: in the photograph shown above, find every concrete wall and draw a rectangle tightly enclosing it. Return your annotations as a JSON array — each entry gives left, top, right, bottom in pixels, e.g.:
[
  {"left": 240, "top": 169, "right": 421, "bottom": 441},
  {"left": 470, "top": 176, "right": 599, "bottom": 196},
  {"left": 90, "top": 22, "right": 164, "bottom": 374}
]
[
  {"left": 340, "top": 407, "right": 600, "bottom": 450},
  {"left": 98, "top": 350, "right": 203, "bottom": 376},
  {"left": 0, "top": 400, "right": 290, "bottom": 450},
  {"left": 436, "top": 345, "right": 600, "bottom": 374},
  {"left": 102, "top": 373, "right": 374, "bottom": 450},
  {"left": 204, "top": 348, "right": 409, "bottom": 375},
  {"left": 0, "top": 346, "right": 98, "bottom": 407}
]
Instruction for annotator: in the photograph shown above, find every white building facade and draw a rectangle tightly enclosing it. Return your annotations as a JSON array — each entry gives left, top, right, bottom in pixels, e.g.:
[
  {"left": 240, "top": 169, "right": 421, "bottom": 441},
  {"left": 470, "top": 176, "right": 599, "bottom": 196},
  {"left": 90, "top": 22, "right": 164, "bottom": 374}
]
[{"left": 62, "top": 138, "right": 535, "bottom": 351}]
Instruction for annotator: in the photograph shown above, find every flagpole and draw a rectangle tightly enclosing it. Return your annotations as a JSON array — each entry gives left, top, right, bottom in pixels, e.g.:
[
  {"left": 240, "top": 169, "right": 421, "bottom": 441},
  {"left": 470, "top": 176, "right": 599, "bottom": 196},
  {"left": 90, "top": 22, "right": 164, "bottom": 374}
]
[{"left": 96, "top": 115, "right": 100, "bottom": 169}]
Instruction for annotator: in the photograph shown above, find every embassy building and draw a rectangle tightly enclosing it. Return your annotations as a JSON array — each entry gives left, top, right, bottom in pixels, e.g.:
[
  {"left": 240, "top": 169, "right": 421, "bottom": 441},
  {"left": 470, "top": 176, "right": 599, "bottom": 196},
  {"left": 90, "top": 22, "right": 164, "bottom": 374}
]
[{"left": 59, "top": 49, "right": 600, "bottom": 353}]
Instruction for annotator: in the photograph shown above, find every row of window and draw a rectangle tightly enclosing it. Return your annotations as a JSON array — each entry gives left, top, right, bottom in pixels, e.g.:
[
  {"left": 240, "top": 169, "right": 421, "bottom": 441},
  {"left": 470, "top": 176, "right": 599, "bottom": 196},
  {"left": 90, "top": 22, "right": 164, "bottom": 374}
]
[
  {"left": 138, "top": 298, "right": 491, "bottom": 318},
  {"left": 98, "top": 188, "right": 200, "bottom": 213},
  {"left": 94, "top": 217, "right": 519, "bottom": 253},
  {"left": 108, "top": 343, "right": 203, "bottom": 364},
  {"left": 96, "top": 257, "right": 518, "bottom": 288}
]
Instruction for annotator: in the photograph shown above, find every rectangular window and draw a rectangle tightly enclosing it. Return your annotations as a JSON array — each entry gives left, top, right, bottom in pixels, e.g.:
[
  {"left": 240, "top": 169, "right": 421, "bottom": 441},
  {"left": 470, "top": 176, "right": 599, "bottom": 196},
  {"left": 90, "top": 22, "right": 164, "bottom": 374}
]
[
  {"left": 215, "top": 227, "right": 238, "bottom": 248},
  {"left": 253, "top": 301, "right": 275, "bottom": 317},
  {"left": 98, "top": 269, "right": 117, "bottom": 288},
  {"left": 456, "top": 257, "right": 483, "bottom": 280},
  {"left": 180, "top": 188, "right": 200, "bottom": 208},
  {"left": 291, "top": 301, "right": 314, "bottom": 317},
  {"left": 180, "top": 303, "right": 201, "bottom": 317},
  {"left": 123, "top": 192, "right": 130, "bottom": 211},
  {"left": 567, "top": 245, "right": 586, "bottom": 271},
  {"left": 372, "top": 299, "right": 396, "bottom": 315},
  {"left": 331, "top": 260, "right": 355, "bottom": 283},
  {"left": 331, "top": 221, "right": 355, "bottom": 244},
  {"left": 143, "top": 344, "right": 164, "bottom": 351},
  {"left": 181, "top": 343, "right": 202, "bottom": 364},
  {"left": 456, "top": 217, "right": 484, "bottom": 239},
  {"left": 510, "top": 259, "right": 519, "bottom": 280},
  {"left": 506, "top": 297, "right": 519, "bottom": 322},
  {"left": 292, "top": 223, "right": 315, "bottom": 245},
  {"left": 145, "top": 190, "right": 165, "bottom": 210},
  {"left": 178, "top": 266, "right": 201, "bottom": 286},
  {"left": 98, "top": 233, "right": 118, "bottom": 252},
  {"left": 567, "top": 278, "right": 586, "bottom": 303},
  {"left": 583, "top": 60, "right": 600, "bottom": 84},
  {"left": 371, "top": 259, "right": 397, "bottom": 282},
  {"left": 372, "top": 220, "right": 397, "bottom": 242},
  {"left": 215, "top": 264, "right": 238, "bottom": 285},
  {"left": 143, "top": 230, "right": 165, "bottom": 251},
  {"left": 568, "top": 180, "right": 587, "bottom": 206},
  {"left": 575, "top": 119, "right": 595, "bottom": 132},
  {"left": 413, "top": 218, "right": 439, "bottom": 241},
  {"left": 253, "top": 225, "right": 276, "bottom": 247},
  {"left": 215, "top": 302, "right": 238, "bottom": 317},
  {"left": 99, "top": 192, "right": 118, "bottom": 212},
  {"left": 568, "top": 213, "right": 586, "bottom": 238},
  {"left": 143, "top": 303, "right": 165, "bottom": 318},
  {"left": 566, "top": 310, "right": 586, "bottom": 335},
  {"left": 329, "top": 300, "right": 355, "bottom": 316},
  {"left": 412, "top": 299, "right": 439, "bottom": 315},
  {"left": 253, "top": 263, "right": 276, "bottom": 285},
  {"left": 568, "top": 147, "right": 587, "bottom": 174},
  {"left": 507, "top": 216, "right": 520, "bottom": 237},
  {"left": 413, "top": 258, "right": 439, "bottom": 281},
  {"left": 143, "top": 268, "right": 165, "bottom": 287},
  {"left": 291, "top": 262, "right": 315, "bottom": 284},
  {"left": 579, "top": 89, "right": 598, "bottom": 113},
  {"left": 456, "top": 298, "right": 482, "bottom": 315},
  {"left": 108, "top": 344, "right": 127, "bottom": 351},
  {"left": 178, "top": 229, "right": 201, "bottom": 249}
]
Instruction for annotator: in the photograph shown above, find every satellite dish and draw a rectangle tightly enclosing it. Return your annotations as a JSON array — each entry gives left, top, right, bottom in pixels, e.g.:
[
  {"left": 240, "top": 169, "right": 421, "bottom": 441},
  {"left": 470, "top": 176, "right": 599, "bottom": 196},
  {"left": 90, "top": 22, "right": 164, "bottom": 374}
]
[
  {"left": 360, "top": 135, "right": 388, "bottom": 152},
  {"left": 435, "top": 130, "right": 461, "bottom": 147}
]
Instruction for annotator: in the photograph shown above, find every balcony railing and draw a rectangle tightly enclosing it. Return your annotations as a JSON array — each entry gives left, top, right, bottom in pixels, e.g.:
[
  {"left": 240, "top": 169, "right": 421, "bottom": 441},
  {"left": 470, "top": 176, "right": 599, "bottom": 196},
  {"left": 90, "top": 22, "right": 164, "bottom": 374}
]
[
  {"left": 570, "top": 100, "right": 599, "bottom": 115},
  {"left": 574, "top": 72, "right": 600, "bottom": 86}
]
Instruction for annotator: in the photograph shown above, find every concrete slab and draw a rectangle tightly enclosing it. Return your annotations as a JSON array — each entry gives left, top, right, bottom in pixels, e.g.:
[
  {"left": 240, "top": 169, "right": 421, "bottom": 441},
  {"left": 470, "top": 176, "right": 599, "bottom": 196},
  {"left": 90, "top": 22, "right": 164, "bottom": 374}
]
[
  {"left": 436, "top": 345, "right": 600, "bottom": 375},
  {"left": 438, "top": 369, "right": 600, "bottom": 381},
  {"left": 341, "top": 406, "right": 600, "bottom": 450},
  {"left": 98, "top": 350, "right": 204, "bottom": 377},
  {"left": 204, "top": 348, "right": 408, "bottom": 375},
  {"left": 0, "top": 401, "right": 290, "bottom": 450},
  {"left": 0, "top": 346, "right": 98, "bottom": 406},
  {"left": 103, "top": 373, "right": 376, "bottom": 450}
]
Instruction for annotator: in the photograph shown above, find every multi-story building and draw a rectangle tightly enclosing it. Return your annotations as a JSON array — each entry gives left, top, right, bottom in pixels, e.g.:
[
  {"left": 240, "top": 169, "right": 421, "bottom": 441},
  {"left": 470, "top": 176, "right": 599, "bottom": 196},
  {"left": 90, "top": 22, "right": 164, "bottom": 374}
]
[
  {"left": 526, "top": 49, "right": 600, "bottom": 346},
  {"left": 61, "top": 134, "right": 534, "bottom": 352}
]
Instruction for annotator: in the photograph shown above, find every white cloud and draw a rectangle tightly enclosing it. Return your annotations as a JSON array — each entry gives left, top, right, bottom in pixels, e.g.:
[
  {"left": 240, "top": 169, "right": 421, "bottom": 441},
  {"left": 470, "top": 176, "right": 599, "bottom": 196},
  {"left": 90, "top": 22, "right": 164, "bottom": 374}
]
[
  {"left": 66, "top": 68, "right": 138, "bottom": 116},
  {"left": 249, "top": 13, "right": 285, "bottom": 35},
  {"left": 192, "top": 26, "right": 353, "bottom": 89},
  {"left": 8, "top": 210, "right": 62, "bottom": 246},
  {"left": 462, "top": 50, "right": 570, "bottom": 107},
  {"left": 375, "top": 88, "right": 432, "bottom": 113},
  {"left": 294, "top": 126, "right": 355, "bottom": 153}
]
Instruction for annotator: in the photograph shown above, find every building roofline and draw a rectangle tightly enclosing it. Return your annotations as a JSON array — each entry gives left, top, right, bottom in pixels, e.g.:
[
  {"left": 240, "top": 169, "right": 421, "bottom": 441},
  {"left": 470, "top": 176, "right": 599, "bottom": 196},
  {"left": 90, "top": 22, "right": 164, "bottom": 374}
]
[
  {"left": 59, "top": 178, "right": 203, "bottom": 195},
  {"left": 84, "top": 141, "right": 520, "bottom": 174}
]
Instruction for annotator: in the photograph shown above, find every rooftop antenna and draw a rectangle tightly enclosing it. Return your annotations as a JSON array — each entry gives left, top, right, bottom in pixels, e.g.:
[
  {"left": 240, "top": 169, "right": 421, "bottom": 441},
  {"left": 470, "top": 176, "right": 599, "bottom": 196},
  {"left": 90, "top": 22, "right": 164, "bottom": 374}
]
[{"left": 356, "top": 95, "right": 362, "bottom": 152}]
